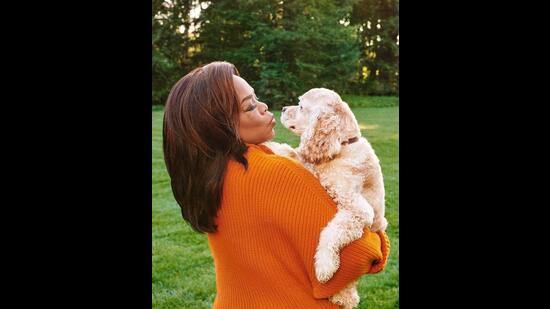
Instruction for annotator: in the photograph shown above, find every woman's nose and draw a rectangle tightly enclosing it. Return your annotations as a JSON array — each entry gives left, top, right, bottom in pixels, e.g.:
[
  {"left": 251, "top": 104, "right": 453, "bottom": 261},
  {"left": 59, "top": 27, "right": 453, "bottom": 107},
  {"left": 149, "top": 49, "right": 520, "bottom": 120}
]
[{"left": 260, "top": 102, "right": 268, "bottom": 114}]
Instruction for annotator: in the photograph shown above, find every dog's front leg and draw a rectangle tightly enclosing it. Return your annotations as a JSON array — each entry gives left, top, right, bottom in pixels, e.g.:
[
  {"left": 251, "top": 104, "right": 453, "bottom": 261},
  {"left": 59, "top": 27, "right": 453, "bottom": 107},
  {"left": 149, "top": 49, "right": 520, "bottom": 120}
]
[
  {"left": 315, "top": 209, "right": 369, "bottom": 282},
  {"left": 315, "top": 191, "right": 374, "bottom": 282}
]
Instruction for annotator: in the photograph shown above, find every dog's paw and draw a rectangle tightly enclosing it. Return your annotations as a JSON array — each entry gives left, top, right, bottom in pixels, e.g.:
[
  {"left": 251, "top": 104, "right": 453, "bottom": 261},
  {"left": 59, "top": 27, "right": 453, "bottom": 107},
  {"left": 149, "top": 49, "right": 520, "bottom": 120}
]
[
  {"left": 363, "top": 212, "right": 374, "bottom": 230},
  {"left": 370, "top": 216, "right": 388, "bottom": 232},
  {"left": 353, "top": 195, "right": 375, "bottom": 227},
  {"left": 263, "top": 142, "right": 297, "bottom": 158},
  {"left": 315, "top": 249, "right": 340, "bottom": 283}
]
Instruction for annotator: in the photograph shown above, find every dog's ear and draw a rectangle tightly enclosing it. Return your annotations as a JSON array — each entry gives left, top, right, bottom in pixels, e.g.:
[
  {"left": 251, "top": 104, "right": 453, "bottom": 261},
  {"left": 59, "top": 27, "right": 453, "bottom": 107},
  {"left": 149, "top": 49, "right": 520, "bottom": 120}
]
[
  {"left": 298, "top": 109, "right": 341, "bottom": 164},
  {"left": 340, "top": 101, "right": 361, "bottom": 139}
]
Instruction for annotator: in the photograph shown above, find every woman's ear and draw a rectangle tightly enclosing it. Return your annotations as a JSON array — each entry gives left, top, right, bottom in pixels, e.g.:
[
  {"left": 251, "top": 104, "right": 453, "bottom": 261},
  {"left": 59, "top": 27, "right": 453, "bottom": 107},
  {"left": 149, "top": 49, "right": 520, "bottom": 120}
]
[{"left": 298, "top": 110, "right": 341, "bottom": 164}]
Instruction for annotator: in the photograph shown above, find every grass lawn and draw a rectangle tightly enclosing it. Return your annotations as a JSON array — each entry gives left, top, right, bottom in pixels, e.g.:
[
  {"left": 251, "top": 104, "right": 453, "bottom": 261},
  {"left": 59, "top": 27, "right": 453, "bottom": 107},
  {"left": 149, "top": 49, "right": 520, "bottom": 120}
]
[{"left": 152, "top": 98, "right": 399, "bottom": 308}]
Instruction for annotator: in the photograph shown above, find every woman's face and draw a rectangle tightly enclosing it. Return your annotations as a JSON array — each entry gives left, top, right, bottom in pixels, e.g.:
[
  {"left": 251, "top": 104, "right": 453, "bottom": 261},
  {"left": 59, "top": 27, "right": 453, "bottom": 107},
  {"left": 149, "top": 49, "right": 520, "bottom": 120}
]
[{"left": 233, "top": 75, "right": 276, "bottom": 144}]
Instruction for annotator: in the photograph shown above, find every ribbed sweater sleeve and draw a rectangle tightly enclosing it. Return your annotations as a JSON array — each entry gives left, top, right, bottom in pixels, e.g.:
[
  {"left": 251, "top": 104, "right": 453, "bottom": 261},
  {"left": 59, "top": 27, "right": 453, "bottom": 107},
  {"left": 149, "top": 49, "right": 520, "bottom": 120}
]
[{"left": 259, "top": 155, "right": 391, "bottom": 299}]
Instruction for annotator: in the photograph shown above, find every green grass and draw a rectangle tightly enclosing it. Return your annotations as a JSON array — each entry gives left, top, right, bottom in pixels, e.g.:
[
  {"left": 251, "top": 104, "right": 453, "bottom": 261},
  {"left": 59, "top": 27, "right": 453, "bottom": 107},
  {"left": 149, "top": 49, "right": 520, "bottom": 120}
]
[
  {"left": 341, "top": 95, "right": 399, "bottom": 108},
  {"left": 152, "top": 104, "right": 164, "bottom": 112},
  {"left": 153, "top": 103, "right": 399, "bottom": 308},
  {"left": 152, "top": 95, "right": 398, "bottom": 110}
]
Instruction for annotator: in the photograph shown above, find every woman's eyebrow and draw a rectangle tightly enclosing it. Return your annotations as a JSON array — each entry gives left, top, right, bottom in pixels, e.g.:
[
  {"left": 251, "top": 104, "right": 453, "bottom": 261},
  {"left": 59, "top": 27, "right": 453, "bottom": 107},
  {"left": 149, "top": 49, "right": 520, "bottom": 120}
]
[{"left": 240, "top": 93, "right": 254, "bottom": 104}]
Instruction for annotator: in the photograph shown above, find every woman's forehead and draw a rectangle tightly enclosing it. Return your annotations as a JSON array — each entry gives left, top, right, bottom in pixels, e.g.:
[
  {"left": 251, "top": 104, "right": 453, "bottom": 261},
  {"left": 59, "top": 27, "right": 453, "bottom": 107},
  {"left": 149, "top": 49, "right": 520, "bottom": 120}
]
[{"left": 232, "top": 75, "right": 254, "bottom": 95}]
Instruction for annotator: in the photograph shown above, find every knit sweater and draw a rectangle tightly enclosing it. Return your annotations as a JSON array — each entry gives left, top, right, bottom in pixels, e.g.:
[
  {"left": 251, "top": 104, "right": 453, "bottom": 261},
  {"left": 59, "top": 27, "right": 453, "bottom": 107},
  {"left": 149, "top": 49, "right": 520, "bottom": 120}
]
[{"left": 207, "top": 143, "right": 390, "bottom": 308}]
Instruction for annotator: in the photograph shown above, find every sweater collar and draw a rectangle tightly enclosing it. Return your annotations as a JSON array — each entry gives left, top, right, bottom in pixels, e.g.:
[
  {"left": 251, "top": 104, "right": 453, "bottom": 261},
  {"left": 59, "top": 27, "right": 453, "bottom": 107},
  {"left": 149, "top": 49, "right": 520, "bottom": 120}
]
[{"left": 247, "top": 143, "right": 275, "bottom": 155}]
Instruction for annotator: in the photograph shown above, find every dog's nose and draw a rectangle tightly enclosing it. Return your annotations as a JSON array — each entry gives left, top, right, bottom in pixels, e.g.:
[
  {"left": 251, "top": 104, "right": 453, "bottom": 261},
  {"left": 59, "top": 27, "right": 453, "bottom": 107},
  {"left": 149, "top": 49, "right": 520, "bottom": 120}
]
[{"left": 282, "top": 106, "right": 287, "bottom": 112}]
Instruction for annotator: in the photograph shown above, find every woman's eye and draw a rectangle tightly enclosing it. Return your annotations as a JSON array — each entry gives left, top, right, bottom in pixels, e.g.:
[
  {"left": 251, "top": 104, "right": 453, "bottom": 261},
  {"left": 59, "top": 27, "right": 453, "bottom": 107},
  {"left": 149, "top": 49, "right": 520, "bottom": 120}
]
[{"left": 247, "top": 104, "right": 257, "bottom": 111}]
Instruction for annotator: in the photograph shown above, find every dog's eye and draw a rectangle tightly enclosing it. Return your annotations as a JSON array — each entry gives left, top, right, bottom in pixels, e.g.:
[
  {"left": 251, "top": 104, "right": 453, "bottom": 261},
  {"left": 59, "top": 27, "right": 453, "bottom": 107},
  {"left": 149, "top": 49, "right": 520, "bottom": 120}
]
[{"left": 300, "top": 106, "right": 303, "bottom": 111}]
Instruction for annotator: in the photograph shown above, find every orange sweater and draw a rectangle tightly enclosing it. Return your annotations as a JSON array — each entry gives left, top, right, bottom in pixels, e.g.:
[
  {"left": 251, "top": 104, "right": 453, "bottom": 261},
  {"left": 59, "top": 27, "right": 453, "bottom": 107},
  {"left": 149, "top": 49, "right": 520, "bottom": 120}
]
[{"left": 207, "top": 144, "right": 390, "bottom": 308}]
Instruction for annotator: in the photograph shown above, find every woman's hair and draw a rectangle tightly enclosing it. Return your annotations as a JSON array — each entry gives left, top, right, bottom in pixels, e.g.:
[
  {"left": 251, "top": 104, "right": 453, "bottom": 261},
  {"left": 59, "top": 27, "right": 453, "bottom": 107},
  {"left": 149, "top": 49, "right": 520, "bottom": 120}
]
[{"left": 163, "top": 61, "right": 248, "bottom": 233}]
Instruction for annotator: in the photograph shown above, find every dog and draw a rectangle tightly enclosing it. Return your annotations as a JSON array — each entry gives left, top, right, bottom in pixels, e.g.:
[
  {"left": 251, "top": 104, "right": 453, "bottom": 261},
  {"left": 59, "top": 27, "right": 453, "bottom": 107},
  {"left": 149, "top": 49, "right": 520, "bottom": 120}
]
[{"left": 264, "top": 88, "right": 387, "bottom": 309}]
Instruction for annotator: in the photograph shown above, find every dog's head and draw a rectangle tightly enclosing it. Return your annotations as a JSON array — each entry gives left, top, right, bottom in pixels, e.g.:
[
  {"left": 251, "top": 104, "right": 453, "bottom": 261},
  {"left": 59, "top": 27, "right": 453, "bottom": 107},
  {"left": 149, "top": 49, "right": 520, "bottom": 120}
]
[{"left": 280, "top": 88, "right": 360, "bottom": 164}]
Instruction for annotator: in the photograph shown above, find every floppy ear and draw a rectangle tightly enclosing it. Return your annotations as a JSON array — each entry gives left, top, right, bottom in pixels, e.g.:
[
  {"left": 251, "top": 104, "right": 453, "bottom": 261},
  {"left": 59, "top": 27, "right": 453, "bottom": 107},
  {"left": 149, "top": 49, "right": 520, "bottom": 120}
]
[
  {"left": 339, "top": 101, "right": 361, "bottom": 139},
  {"left": 298, "top": 110, "right": 341, "bottom": 164}
]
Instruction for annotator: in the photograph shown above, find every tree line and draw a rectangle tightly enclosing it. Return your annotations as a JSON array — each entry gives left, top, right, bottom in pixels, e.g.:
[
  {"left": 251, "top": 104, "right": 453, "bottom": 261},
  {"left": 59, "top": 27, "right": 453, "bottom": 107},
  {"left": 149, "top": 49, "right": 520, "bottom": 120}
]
[{"left": 153, "top": 0, "right": 398, "bottom": 108}]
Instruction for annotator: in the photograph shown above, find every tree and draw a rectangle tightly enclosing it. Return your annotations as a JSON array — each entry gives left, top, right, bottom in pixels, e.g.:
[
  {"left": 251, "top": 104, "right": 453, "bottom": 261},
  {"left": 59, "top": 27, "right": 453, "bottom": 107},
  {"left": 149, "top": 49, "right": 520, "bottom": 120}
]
[
  {"left": 351, "top": 0, "right": 399, "bottom": 95},
  {"left": 151, "top": 0, "right": 399, "bottom": 106},
  {"left": 152, "top": 0, "right": 196, "bottom": 105},
  {"left": 196, "top": 0, "right": 360, "bottom": 108},
  {"left": 258, "top": 0, "right": 360, "bottom": 106},
  {"left": 195, "top": 0, "right": 267, "bottom": 83}
]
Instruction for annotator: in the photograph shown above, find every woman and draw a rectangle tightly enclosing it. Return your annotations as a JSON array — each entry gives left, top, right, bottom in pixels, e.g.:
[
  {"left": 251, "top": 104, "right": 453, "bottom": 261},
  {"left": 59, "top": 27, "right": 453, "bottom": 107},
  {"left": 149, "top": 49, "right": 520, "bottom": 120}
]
[{"left": 163, "top": 61, "right": 390, "bottom": 308}]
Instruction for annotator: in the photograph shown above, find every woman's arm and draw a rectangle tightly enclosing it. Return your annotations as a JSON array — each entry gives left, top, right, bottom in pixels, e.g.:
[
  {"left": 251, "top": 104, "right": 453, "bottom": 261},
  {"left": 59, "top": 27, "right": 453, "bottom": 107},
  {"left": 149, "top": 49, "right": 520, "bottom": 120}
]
[
  {"left": 264, "top": 157, "right": 391, "bottom": 299},
  {"left": 312, "top": 229, "right": 390, "bottom": 299}
]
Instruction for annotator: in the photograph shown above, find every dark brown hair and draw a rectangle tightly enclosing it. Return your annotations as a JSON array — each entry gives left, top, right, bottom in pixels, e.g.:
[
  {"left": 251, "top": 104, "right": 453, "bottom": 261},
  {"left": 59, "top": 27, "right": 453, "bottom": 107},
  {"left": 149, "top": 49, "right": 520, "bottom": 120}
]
[{"left": 163, "top": 61, "right": 248, "bottom": 233}]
